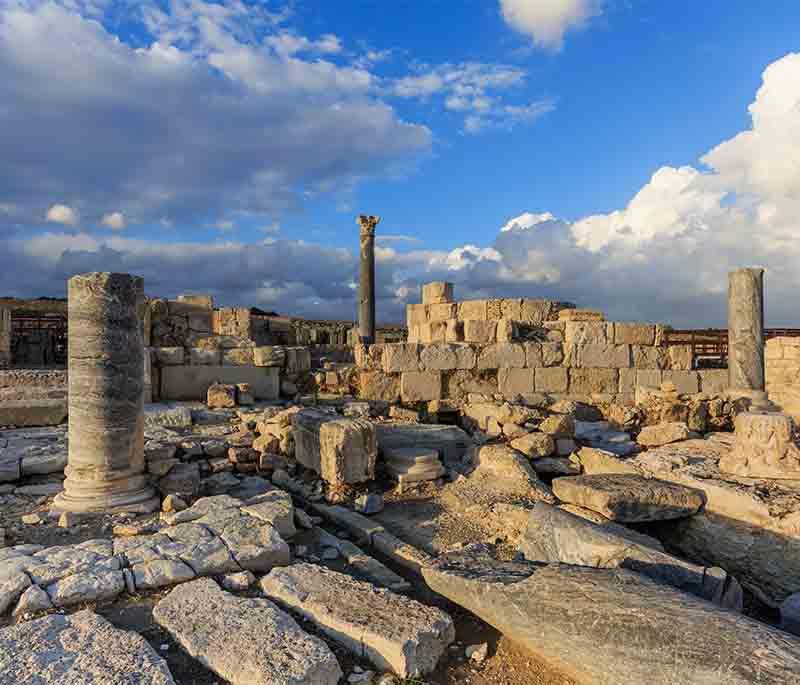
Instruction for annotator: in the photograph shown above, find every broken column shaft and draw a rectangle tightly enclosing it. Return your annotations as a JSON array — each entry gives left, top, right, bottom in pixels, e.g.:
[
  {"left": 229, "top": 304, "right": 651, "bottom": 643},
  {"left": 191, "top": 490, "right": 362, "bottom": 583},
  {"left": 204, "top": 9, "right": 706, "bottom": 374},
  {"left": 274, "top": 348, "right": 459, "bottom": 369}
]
[
  {"left": 358, "top": 215, "right": 380, "bottom": 344},
  {"left": 54, "top": 272, "right": 159, "bottom": 513},
  {"left": 727, "top": 267, "right": 766, "bottom": 403}
]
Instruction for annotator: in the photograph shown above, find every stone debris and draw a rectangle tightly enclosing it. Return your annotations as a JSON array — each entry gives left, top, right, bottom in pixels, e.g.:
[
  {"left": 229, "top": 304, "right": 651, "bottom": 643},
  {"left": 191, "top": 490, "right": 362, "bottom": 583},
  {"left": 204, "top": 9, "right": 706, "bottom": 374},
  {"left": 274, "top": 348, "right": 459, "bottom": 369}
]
[
  {"left": 383, "top": 447, "right": 445, "bottom": 485},
  {"left": 221, "top": 570, "right": 256, "bottom": 592},
  {"left": 465, "top": 643, "right": 488, "bottom": 664},
  {"left": 12, "top": 584, "right": 52, "bottom": 616},
  {"left": 0, "top": 610, "right": 175, "bottom": 684},
  {"left": 423, "top": 543, "right": 800, "bottom": 685},
  {"left": 470, "top": 444, "right": 556, "bottom": 504},
  {"left": 261, "top": 563, "right": 454, "bottom": 677},
  {"left": 154, "top": 578, "right": 342, "bottom": 685},
  {"left": 520, "top": 503, "right": 742, "bottom": 610},
  {"left": 552, "top": 473, "right": 706, "bottom": 522},
  {"left": 720, "top": 411, "right": 800, "bottom": 479},
  {"left": 637, "top": 421, "right": 694, "bottom": 447}
]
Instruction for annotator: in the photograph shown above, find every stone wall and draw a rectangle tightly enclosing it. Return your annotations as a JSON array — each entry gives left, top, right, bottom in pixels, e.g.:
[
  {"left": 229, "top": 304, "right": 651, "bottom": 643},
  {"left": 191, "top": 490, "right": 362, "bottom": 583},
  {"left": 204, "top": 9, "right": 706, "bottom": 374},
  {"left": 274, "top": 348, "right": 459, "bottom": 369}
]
[
  {"left": 766, "top": 336, "right": 800, "bottom": 420},
  {"left": 149, "top": 296, "right": 213, "bottom": 347},
  {"left": 0, "top": 308, "right": 10, "bottom": 366},
  {"left": 359, "top": 295, "right": 729, "bottom": 405}
]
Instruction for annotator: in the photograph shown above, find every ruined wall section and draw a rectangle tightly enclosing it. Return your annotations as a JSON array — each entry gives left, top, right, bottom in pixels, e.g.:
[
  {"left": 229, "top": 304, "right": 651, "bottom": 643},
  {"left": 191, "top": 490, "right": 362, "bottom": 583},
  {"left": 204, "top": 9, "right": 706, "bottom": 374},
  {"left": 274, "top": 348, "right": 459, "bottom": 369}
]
[
  {"left": 766, "top": 337, "right": 800, "bottom": 421},
  {"left": 0, "top": 308, "right": 10, "bottom": 366}
]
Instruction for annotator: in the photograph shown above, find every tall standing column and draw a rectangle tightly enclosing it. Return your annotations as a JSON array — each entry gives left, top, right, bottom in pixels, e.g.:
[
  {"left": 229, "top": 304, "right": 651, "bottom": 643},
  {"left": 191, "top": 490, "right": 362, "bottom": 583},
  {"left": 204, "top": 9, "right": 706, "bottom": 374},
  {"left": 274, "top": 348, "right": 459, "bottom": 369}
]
[
  {"left": 358, "top": 215, "right": 380, "bottom": 344},
  {"left": 727, "top": 267, "right": 768, "bottom": 406},
  {"left": 54, "top": 272, "right": 159, "bottom": 513}
]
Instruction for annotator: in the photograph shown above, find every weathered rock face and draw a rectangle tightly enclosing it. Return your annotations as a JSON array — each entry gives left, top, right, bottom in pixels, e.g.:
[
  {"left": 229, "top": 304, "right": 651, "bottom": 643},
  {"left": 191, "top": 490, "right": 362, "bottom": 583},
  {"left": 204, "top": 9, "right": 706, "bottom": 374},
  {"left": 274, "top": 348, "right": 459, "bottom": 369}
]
[
  {"left": 423, "top": 544, "right": 800, "bottom": 685},
  {"left": 261, "top": 563, "right": 454, "bottom": 677},
  {"left": 0, "top": 609, "right": 175, "bottom": 684},
  {"left": 55, "top": 272, "right": 158, "bottom": 514},
  {"left": 552, "top": 473, "right": 705, "bottom": 522},
  {"left": 471, "top": 444, "right": 556, "bottom": 504},
  {"left": 520, "top": 503, "right": 742, "bottom": 610},
  {"left": 719, "top": 411, "right": 800, "bottom": 479},
  {"left": 292, "top": 409, "right": 376, "bottom": 485},
  {"left": 154, "top": 578, "right": 341, "bottom": 685}
]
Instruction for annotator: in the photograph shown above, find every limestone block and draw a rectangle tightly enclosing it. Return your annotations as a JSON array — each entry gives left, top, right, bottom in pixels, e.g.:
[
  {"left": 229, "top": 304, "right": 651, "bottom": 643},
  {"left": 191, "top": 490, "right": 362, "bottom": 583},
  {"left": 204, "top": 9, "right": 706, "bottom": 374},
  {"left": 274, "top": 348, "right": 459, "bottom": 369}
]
[
  {"left": 427, "top": 302, "right": 457, "bottom": 323},
  {"left": 154, "top": 578, "right": 342, "bottom": 685},
  {"left": 407, "top": 303, "right": 429, "bottom": 327},
  {"left": 613, "top": 323, "right": 655, "bottom": 345},
  {"left": 637, "top": 422, "right": 693, "bottom": 447},
  {"left": 495, "top": 318, "right": 517, "bottom": 343},
  {"left": 541, "top": 342, "right": 564, "bottom": 366},
  {"left": 486, "top": 299, "right": 503, "bottom": 320},
  {"left": 535, "top": 367, "right": 568, "bottom": 393},
  {"left": 619, "top": 368, "right": 635, "bottom": 394},
  {"left": 498, "top": 368, "right": 534, "bottom": 397},
  {"left": 444, "top": 319, "right": 464, "bottom": 342},
  {"left": 153, "top": 347, "right": 185, "bottom": 366},
  {"left": 500, "top": 298, "right": 522, "bottom": 320},
  {"left": 384, "top": 447, "right": 445, "bottom": 485},
  {"left": 189, "top": 348, "right": 221, "bottom": 365},
  {"left": 162, "top": 366, "right": 278, "bottom": 401},
  {"left": 222, "top": 348, "right": 254, "bottom": 366},
  {"left": 292, "top": 409, "right": 377, "bottom": 485},
  {"left": 401, "top": 371, "right": 442, "bottom": 402},
  {"left": 719, "top": 412, "right": 800, "bottom": 479},
  {"left": 382, "top": 343, "right": 421, "bottom": 372},
  {"left": 208, "top": 383, "right": 237, "bottom": 408},
  {"left": 636, "top": 369, "right": 662, "bottom": 389},
  {"left": 253, "top": 346, "right": 286, "bottom": 367},
  {"left": 458, "top": 299, "right": 488, "bottom": 321},
  {"left": 477, "top": 343, "right": 525, "bottom": 369},
  {"left": 358, "top": 371, "right": 400, "bottom": 402},
  {"left": 520, "top": 299, "right": 554, "bottom": 322},
  {"left": 539, "top": 414, "right": 575, "bottom": 437},
  {"left": 564, "top": 321, "right": 609, "bottom": 345},
  {"left": 699, "top": 369, "right": 728, "bottom": 394},
  {"left": 523, "top": 342, "right": 543, "bottom": 368},
  {"left": 568, "top": 368, "right": 618, "bottom": 395},
  {"left": 510, "top": 432, "right": 555, "bottom": 458},
  {"left": 46, "top": 570, "right": 125, "bottom": 607},
  {"left": 631, "top": 345, "right": 668, "bottom": 369},
  {"left": 420, "top": 343, "right": 476, "bottom": 371},
  {"left": 417, "top": 321, "right": 447, "bottom": 343},
  {"left": 472, "top": 444, "right": 556, "bottom": 503},
  {"left": 463, "top": 319, "right": 496, "bottom": 344},
  {"left": 422, "top": 281, "right": 454, "bottom": 305},
  {"left": 559, "top": 309, "right": 604, "bottom": 322},
  {"left": 572, "top": 343, "right": 631, "bottom": 368},
  {"left": 552, "top": 474, "right": 705, "bottom": 522},
  {"left": 662, "top": 370, "right": 700, "bottom": 394},
  {"left": 285, "top": 347, "right": 311, "bottom": 373},
  {"left": 666, "top": 345, "right": 693, "bottom": 371},
  {"left": 261, "top": 564, "right": 454, "bottom": 677}
]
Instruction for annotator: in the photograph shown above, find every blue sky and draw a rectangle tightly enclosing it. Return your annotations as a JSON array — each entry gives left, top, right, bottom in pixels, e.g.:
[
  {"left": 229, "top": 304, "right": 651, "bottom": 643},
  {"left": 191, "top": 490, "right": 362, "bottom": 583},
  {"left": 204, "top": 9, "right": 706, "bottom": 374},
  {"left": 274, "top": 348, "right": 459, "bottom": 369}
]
[{"left": 1, "top": 1, "right": 799, "bottom": 326}]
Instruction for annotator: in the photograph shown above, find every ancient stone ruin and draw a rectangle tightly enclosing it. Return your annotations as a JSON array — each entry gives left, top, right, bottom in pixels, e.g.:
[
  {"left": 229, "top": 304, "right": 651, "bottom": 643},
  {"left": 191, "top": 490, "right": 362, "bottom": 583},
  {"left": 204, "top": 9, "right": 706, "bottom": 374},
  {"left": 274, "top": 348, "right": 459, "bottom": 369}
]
[{"left": 0, "top": 252, "right": 799, "bottom": 684}]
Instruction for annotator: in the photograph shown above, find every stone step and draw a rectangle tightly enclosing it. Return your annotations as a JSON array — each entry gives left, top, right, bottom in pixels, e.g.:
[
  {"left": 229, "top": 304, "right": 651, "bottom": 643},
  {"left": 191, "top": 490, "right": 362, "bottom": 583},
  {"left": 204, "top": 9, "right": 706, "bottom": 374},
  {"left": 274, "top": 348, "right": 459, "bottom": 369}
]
[
  {"left": 154, "top": 578, "right": 341, "bottom": 685},
  {"left": 261, "top": 563, "right": 454, "bottom": 677},
  {"left": 552, "top": 473, "right": 705, "bottom": 522}
]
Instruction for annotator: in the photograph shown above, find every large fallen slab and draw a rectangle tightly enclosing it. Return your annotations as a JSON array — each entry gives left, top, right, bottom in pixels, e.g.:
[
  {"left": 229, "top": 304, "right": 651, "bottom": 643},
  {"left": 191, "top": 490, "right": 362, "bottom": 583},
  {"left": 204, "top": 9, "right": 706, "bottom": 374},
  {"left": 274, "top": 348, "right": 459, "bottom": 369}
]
[
  {"left": 423, "top": 544, "right": 800, "bottom": 685},
  {"left": 154, "top": 578, "right": 341, "bottom": 685},
  {"left": 552, "top": 473, "right": 705, "bottom": 522},
  {"left": 471, "top": 444, "right": 555, "bottom": 504},
  {"left": 0, "top": 609, "right": 175, "bottom": 684},
  {"left": 520, "top": 503, "right": 742, "bottom": 610},
  {"left": 292, "top": 409, "right": 376, "bottom": 485},
  {"left": 261, "top": 563, "right": 454, "bottom": 677}
]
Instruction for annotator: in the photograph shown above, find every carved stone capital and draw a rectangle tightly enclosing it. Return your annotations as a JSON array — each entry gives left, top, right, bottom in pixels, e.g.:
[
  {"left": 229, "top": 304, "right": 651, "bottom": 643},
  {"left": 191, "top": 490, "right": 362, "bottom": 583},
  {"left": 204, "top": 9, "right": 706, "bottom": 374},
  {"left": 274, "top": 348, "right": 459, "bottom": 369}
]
[{"left": 357, "top": 215, "right": 380, "bottom": 237}]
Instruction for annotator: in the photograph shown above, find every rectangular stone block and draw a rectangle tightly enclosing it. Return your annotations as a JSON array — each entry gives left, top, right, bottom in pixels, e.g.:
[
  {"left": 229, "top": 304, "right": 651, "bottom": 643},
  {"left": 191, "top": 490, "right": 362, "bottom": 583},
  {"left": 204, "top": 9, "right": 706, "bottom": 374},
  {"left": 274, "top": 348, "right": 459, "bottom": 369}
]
[
  {"left": 569, "top": 368, "right": 618, "bottom": 395},
  {"left": 559, "top": 309, "right": 604, "bottom": 322},
  {"left": 698, "top": 369, "right": 728, "bottom": 395},
  {"left": 445, "top": 319, "right": 463, "bottom": 343},
  {"left": 541, "top": 342, "right": 564, "bottom": 366},
  {"left": 520, "top": 299, "right": 554, "bottom": 322},
  {"left": 285, "top": 347, "right": 311, "bottom": 373},
  {"left": 161, "top": 366, "right": 279, "bottom": 401},
  {"left": 400, "top": 371, "right": 442, "bottom": 402},
  {"left": 499, "top": 368, "right": 535, "bottom": 397},
  {"left": 292, "top": 409, "right": 376, "bottom": 484},
  {"left": 614, "top": 323, "right": 656, "bottom": 346},
  {"left": 631, "top": 345, "right": 668, "bottom": 369},
  {"left": 619, "top": 368, "right": 635, "bottom": 395},
  {"left": 176, "top": 294, "right": 214, "bottom": 309},
  {"left": 565, "top": 321, "right": 609, "bottom": 345},
  {"left": 458, "top": 300, "right": 488, "bottom": 321},
  {"left": 189, "top": 348, "right": 221, "bottom": 365},
  {"left": 524, "top": 342, "right": 543, "bottom": 368},
  {"left": 406, "top": 325, "right": 420, "bottom": 344},
  {"left": 354, "top": 344, "right": 383, "bottom": 371},
  {"left": 427, "top": 303, "right": 457, "bottom": 323},
  {"left": 222, "top": 348, "right": 255, "bottom": 366},
  {"left": 535, "top": 367, "right": 568, "bottom": 393},
  {"left": 463, "top": 320, "right": 496, "bottom": 344},
  {"left": 571, "top": 343, "right": 631, "bottom": 368},
  {"left": 359, "top": 371, "right": 400, "bottom": 402},
  {"left": 500, "top": 299, "right": 522, "bottom": 320},
  {"left": 662, "top": 370, "right": 700, "bottom": 394},
  {"left": 253, "top": 345, "right": 287, "bottom": 367},
  {"left": 636, "top": 369, "right": 662, "bottom": 389},
  {"left": 153, "top": 347, "right": 185, "bottom": 366},
  {"left": 417, "top": 322, "right": 447, "bottom": 344},
  {"left": 420, "top": 344, "right": 476, "bottom": 371},
  {"left": 495, "top": 319, "right": 517, "bottom": 343},
  {"left": 422, "top": 281, "right": 454, "bottom": 305},
  {"left": 667, "top": 345, "right": 693, "bottom": 371},
  {"left": 382, "top": 343, "right": 421, "bottom": 373},
  {"left": 477, "top": 343, "right": 526, "bottom": 369},
  {"left": 407, "top": 304, "right": 428, "bottom": 327}
]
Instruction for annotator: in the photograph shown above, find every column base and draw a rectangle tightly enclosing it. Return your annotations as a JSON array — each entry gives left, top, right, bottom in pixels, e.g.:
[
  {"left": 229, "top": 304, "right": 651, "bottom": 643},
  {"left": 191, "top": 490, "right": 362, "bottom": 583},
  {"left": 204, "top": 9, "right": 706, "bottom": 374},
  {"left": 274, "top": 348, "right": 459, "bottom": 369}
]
[{"left": 53, "top": 486, "right": 160, "bottom": 514}]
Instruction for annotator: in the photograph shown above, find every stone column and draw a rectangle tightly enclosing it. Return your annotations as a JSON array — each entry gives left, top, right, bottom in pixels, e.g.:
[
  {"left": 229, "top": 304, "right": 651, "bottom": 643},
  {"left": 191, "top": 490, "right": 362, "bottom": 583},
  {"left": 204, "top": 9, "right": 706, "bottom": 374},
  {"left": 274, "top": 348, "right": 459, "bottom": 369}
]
[
  {"left": 358, "top": 215, "right": 380, "bottom": 345},
  {"left": 54, "top": 272, "right": 159, "bottom": 513},
  {"left": 727, "top": 268, "right": 768, "bottom": 406}
]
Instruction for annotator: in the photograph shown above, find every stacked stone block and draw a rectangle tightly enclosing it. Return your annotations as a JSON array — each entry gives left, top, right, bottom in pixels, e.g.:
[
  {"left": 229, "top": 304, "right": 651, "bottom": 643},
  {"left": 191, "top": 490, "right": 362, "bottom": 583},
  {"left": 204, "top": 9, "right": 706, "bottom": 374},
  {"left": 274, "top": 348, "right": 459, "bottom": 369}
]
[
  {"left": 149, "top": 295, "right": 214, "bottom": 347},
  {"left": 766, "top": 337, "right": 800, "bottom": 421},
  {"left": 0, "top": 308, "right": 10, "bottom": 366}
]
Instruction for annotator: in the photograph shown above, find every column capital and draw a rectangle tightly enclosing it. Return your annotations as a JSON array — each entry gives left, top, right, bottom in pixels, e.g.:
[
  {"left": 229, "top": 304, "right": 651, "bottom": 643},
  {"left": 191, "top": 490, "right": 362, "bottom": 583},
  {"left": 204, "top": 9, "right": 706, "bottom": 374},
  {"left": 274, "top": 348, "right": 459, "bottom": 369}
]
[{"left": 357, "top": 215, "right": 380, "bottom": 237}]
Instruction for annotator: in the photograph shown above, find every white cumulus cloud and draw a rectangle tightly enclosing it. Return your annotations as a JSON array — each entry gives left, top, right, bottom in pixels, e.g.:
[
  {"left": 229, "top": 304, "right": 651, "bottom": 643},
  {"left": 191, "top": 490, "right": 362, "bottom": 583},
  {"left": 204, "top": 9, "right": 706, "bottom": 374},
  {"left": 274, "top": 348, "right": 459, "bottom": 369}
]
[
  {"left": 499, "top": 0, "right": 604, "bottom": 51},
  {"left": 45, "top": 203, "right": 78, "bottom": 225},
  {"left": 101, "top": 211, "right": 126, "bottom": 230}
]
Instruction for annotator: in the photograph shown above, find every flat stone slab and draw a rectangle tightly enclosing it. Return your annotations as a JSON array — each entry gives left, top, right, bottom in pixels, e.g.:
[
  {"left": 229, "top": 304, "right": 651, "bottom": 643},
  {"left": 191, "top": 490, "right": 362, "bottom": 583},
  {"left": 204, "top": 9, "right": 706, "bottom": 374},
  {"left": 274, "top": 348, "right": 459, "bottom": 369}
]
[
  {"left": 423, "top": 544, "right": 800, "bottom": 685},
  {"left": 375, "top": 423, "right": 472, "bottom": 465},
  {"left": 0, "top": 399, "right": 67, "bottom": 428},
  {"left": 552, "top": 473, "right": 705, "bottom": 522},
  {"left": 154, "top": 578, "right": 341, "bottom": 685},
  {"left": 261, "top": 563, "right": 454, "bottom": 677},
  {"left": 520, "top": 503, "right": 742, "bottom": 610},
  {"left": 0, "top": 609, "right": 174, "bottom": 683}
]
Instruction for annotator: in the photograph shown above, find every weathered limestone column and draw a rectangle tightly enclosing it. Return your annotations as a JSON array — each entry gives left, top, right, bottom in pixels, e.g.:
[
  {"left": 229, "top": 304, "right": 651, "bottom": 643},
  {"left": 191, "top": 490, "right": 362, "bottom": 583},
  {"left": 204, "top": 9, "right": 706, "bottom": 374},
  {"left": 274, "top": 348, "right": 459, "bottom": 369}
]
[
  {"left": 727, "top": 268, "right": 768, "bottom": 405},
  {"left": 54, "top": 272, "right": 159, "bottom": 513},
  {"left": 358, "top": 214, "right": 380, "bottom": 344}
]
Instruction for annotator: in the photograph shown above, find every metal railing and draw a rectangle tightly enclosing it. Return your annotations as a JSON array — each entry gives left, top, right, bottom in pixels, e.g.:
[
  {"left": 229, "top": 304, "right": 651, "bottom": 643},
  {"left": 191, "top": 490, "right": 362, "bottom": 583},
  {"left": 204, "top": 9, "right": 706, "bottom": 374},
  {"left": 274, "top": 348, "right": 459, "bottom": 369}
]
[{"left": 664, "top": 328, "right": 800, "bottom": 368}]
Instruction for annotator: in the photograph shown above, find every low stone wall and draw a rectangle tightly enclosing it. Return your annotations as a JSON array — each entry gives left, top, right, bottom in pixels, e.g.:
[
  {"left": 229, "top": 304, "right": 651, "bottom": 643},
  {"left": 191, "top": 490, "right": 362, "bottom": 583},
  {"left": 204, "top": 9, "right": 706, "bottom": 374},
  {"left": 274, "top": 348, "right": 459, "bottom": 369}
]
[
  {"left": 766, "top": 337, "right": 800, "bottom": 420},
  {"left": 357, "top": 321, "right": 728, "bottom": 405},
  {"left": 149, "top": 296, "right": 213, "bottom": 347},
  {"left": 0, "top": 308, "right": 10, "bottom": 366}
]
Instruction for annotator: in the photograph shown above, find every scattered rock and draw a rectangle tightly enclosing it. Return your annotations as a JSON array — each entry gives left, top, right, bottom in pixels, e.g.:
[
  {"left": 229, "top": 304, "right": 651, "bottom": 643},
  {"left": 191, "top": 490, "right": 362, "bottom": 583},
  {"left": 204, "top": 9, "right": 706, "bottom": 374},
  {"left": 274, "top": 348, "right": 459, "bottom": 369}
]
[
  {"left": 509, "top": 432, "right": 555, "bottom": 458},
  {"left": 355, "top": 493, "right": 384, "bottom": 515},
  {"left": 21, "top": 513, "right": 43, "bottom": 525},
  {"left": 12, "top": 584, "right": 52, "bottom": 616},
  {"left": 46, "top": 570, "right": 125, "bottom": 607},
  {"left": 57, "top": 512, "right": 80, "bottom": 528},
  {"left": 162, "top": 494, "right": 188, "bottom": 513},
  {"left": 637, "top": 422, "right": 693, "bottom": 447},
  {"left": 220, "top": 571, "right": 256, "bottom": 592},
  {"left": 465, "top": 643, "right": 488, "bottom": 664}
]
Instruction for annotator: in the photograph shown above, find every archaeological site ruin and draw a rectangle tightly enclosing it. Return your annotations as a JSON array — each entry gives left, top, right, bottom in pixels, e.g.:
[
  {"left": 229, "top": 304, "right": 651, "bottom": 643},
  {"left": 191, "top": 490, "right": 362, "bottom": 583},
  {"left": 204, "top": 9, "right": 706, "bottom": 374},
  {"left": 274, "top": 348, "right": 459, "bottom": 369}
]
[{"left": 0, "top": 217, "right": 799, "bottom": 684}]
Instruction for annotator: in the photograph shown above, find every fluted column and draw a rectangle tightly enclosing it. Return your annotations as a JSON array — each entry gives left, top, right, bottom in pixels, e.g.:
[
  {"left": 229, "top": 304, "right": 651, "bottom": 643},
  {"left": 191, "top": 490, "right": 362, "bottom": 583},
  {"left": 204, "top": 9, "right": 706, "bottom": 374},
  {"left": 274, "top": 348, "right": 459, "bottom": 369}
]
[
  {"left": 727, "top": 268, "right": 768, "bottom": 406},
  {"left": 358, "top": 215, "right": 380, "bottom": 344},
  {"left": 54, "top": 272, "right": 159, "bottom": 513}
]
